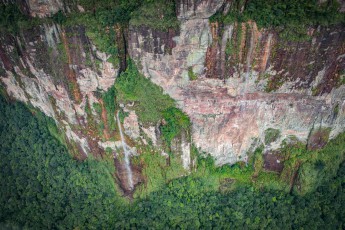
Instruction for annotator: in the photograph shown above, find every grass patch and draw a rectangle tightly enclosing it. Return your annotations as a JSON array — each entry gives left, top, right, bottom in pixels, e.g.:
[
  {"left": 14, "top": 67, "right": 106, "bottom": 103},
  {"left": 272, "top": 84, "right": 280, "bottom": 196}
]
[{"left": 187, "top": 67, "right": 198, "bottom": 81}]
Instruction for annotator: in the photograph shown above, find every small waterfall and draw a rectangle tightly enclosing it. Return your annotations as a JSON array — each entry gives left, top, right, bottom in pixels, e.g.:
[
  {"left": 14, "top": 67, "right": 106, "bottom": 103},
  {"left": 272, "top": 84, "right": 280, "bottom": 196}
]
[
  {"left": 116, "top": 111, "right": 134, "bottom": 190},
  {"left": 243, "top": 24, "right": 255, "bottom": 95}
]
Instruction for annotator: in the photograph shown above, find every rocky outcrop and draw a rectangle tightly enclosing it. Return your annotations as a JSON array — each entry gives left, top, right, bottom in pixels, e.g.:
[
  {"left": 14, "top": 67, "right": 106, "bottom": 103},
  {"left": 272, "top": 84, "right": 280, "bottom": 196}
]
[
  {"left": 176, "top": 0, "right": 225, "bottom": 19},
  {"left": 129, "top": 0, "right": 345, "bottom": 165},
  {"left": 183, "top": 84, "right": 345, "bottom": 164}
]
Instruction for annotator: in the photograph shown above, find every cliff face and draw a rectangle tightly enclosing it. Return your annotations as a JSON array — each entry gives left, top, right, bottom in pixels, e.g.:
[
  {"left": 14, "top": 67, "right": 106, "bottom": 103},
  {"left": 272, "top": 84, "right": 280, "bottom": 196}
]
[
  {"left": 129, "top": 0, "right": 345, "bottom": 165},
  {"left": 0, "top": 23, "right": 118, "bottom": 158},
  {"left": 1, "top": 0, "right": 345, "bottom": 169},
  {"left": 1, "top": 0, "right": 64, "bottom": 17}
]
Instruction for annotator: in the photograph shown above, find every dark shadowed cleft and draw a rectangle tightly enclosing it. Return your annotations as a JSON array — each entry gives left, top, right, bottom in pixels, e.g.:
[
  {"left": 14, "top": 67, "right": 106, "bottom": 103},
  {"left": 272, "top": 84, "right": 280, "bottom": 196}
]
[
  {"left": 263, "top": 151, "right": 284, "bottom": 173},
  {"left": 307, "top": 127, "right": 331, "bottom": 150}
]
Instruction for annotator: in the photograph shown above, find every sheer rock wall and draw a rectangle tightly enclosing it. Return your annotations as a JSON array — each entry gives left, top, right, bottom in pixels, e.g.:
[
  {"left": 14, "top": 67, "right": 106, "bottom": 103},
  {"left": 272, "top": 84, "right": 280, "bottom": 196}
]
[
  {"left": 0, "top": 0, "right": 344, "bottom": 167},
  {"left": 128, "top": 0, "right": 345, "bottom": 165}
]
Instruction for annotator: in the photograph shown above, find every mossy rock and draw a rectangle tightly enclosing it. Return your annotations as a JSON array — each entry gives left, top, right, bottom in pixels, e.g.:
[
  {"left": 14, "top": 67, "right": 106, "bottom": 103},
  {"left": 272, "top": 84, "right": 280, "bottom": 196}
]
[
  {"left": 264, "top": 128, "right": 281, "bottom": 145},
  {"left": 307, "top": 127, "right": 331, "bottom": 150},
  {"left": 281, "top": 135, "right": 302, "bottom": 148}
]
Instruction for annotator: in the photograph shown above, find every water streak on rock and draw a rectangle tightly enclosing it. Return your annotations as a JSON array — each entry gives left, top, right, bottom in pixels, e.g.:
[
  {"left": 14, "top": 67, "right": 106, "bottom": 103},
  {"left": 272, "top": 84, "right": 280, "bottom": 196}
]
[{"left": 116, "top": 111, "right": 134, "bottom": 190}]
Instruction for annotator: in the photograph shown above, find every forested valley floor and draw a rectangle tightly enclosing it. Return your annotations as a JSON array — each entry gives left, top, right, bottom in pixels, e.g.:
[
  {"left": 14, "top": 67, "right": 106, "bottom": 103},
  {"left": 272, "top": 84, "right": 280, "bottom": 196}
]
[{"left": 0, "top": 95, "right": 344, "bottom": 229}]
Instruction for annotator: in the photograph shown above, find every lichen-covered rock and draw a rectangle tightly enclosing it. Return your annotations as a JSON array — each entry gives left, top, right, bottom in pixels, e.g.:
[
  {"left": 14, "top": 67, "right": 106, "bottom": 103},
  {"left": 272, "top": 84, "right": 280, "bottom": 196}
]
[
  {"left": 26, "top": 0, "right": 64, "bottom": 18},
  {"left": 307, "top": 127, "right": 331, "bottom": 150},
  {"left": 176, "top": 0, "right": 225, "bottom": 19},
  {"left": 123, "top": 110, "right": 140, "bottom": 140},
  {"left": 141, "top": 126, "right": 158, "bottom": 146}
]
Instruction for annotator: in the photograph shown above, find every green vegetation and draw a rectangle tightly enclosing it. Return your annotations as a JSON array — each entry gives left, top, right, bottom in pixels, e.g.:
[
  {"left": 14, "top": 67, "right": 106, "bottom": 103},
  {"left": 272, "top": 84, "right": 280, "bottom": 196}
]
[
  {"left": 161, "top": 107, "right": 191, "bottom": 146},
  {"left": 118, "top": 109, "right": 129, "bottom": 123},
  {"left": 132, "top": 146, "right": 186, "bottom": 198},
  {"left": 102, "top": 86, "right": 117, "bottom": 132},
  {"left": 1, "top": 0, "right": 179, "bottom": 66},
  {"left": 63, "top": 12, "right": 119, "bottom": 65},
  {"left": 0, "top": 3, "right": 38, "bottom": 34},
  {"left": 118, "top": 136, "right": 345, "bottom": 228},
  {"left": 188, "top": 67, "right": 198, "bottom": 81},
  {"left": 264, "top": 128, "right": 281, "bottom": 145},
  {"left": 76, "top": 0, "right": 143, "bottom": 22},
  {"left": 0, "top": 95, "right": 123, "bottom": 229},
  {"left": 61, "top": 0, "right": 177, "bottom": 65},
  {"left": 130, "top": 0, "right": 179, "bottom": 31},
  {"left": 0, "top": 4, "right": 21, "bottom": 32},
  {"left": 134, "top": 128, "right": 345, "bottom": 197},
  {"left": 288, "top": 132, "right": 345, "bottom": 194},
  {"left": 1, "top": 1, "right": 345, "bottom": 228},
  {"left": 115, "top": 61, "right": 175, "bottom": 124},
  {"left": 265, "top": 75, "right": 285, "bottom": 92},
  {"left": 92, "top": 102, "right": 102, "bottom": 114},
  {"left": 116, "top": 165, "right": 345, "bottom": 229},
  {"left": 115, "top": 62, "right": 191, "bottom": 148},
  {"left": 85, "top": 96, "right": 105, "bottom": 138},
  {"left": 211, "top": 0, "right": 345, "bottom": 41},
  {"left": 0, "top": 1, "right": 138, "bottom": 66}
]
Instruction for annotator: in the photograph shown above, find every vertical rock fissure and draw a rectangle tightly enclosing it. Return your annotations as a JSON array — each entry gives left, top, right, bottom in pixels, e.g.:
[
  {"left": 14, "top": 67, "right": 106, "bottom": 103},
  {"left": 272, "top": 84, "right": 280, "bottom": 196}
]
[{"left": 115, "top": 24, "right": 128, "bottom": 74}]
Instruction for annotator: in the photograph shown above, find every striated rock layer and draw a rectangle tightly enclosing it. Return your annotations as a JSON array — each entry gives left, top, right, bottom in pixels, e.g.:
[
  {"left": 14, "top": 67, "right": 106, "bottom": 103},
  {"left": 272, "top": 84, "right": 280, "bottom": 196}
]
[{"left": 129, "top": 0, "right": 345, "bottom": 165}]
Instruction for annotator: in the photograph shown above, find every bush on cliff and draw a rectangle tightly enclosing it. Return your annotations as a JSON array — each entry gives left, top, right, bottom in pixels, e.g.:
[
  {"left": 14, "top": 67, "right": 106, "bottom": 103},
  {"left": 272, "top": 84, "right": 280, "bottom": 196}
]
[
  {"left": 161, "top": 107, "right": 191, "bottom": 147},
  {"left": 115, "top": 61, "right": 175, "bottom": 124}
]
